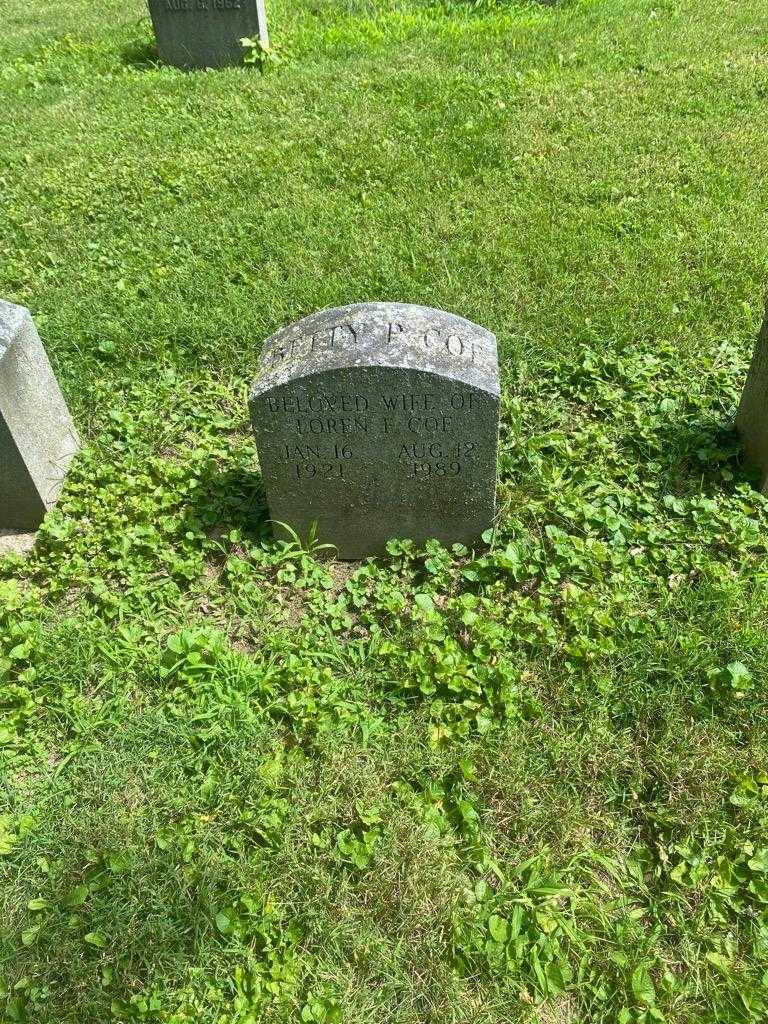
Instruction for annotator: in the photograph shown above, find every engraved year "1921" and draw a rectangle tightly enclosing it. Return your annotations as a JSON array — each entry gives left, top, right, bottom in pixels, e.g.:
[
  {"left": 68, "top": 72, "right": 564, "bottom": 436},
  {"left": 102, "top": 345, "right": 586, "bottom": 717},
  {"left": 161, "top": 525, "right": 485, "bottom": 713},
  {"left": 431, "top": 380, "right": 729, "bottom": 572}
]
[
  {"left": 294, "top": 462, "right": 346, "bottom": 480},
  {"left": 291, "top": 442, "right": 351, "bottom": 480}
]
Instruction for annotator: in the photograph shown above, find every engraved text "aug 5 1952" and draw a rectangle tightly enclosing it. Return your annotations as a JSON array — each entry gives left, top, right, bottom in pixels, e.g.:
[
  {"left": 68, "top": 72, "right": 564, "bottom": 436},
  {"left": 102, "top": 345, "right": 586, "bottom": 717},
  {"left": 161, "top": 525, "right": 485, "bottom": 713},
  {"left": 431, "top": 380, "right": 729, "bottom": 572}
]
[{"left": 165, "top": 0, "right": 244, "bottom": 11}]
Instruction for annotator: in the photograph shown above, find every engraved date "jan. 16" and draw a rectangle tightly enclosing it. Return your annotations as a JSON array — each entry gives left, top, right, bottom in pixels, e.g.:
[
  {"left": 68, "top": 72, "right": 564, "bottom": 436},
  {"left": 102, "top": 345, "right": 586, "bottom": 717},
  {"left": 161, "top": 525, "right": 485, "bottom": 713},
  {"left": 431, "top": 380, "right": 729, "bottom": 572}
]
[{"left": 288, "top": 443, "right": 352, "bottom": 481}]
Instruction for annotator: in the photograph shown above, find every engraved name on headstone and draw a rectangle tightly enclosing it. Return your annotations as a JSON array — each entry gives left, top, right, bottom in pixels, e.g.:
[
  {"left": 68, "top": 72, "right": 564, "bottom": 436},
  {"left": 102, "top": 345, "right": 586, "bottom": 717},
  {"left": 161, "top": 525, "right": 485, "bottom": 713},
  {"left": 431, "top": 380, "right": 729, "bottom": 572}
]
[
  {"left": 249, "top": 302, "right": 500, "bottom": 559},
  {"left": 737, "top": 304, "right": 768, "bottom": 493},
  {"left": 0, "top": 299, "right": 79, "bottom": 532},
  {"left": 147, "top": 0, "right": 268, "bottom": 70}
]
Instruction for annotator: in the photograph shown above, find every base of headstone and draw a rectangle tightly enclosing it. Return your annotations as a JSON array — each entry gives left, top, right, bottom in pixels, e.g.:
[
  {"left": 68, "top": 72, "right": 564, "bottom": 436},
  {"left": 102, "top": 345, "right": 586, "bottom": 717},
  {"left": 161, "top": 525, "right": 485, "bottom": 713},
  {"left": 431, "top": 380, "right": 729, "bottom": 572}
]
[
  {"left": 737, "top": 305, "right": 768, "bottom": 493},
  {"left": 0, "top": 299, "right": 79, "bottom": 531},
  {"left": 0, "top": 531, "right": 37, "bottom": 558}
]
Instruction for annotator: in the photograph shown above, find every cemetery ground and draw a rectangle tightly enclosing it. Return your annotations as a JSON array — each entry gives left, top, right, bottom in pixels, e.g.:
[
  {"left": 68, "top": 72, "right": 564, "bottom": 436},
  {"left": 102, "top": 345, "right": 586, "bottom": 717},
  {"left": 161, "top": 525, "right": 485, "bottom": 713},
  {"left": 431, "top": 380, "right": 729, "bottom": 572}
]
[{"left": 1, "top": 0, "right": 768, "bottom": 1020}]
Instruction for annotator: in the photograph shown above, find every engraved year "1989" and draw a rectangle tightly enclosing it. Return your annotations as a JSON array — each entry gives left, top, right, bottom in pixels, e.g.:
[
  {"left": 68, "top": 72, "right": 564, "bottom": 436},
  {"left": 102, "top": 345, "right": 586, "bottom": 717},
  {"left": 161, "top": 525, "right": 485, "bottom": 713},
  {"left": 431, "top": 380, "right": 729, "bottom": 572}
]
[{"left": 408, "top": 461, "right": 461, "bottom": 479}]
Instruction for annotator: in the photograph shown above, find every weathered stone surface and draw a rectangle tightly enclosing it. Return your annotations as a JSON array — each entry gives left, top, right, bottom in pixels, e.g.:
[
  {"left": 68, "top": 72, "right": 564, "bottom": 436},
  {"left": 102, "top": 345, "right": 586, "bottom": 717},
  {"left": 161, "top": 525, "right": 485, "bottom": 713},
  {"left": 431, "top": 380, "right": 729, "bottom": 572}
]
[
  {"left": 249, "top": 302, "right": 499, "bottom": 559},
  {"left": 737, "top": 306, "right": 768, "bottom": 493},
  {"left": 0, "top": 530, "right": 36, "bottom": 558},
  {"left": 0, "top": 300, "right": 79, "bottom": 531},
  {"left": 147, "top": 0, "right": 266, "bottom": 69}
]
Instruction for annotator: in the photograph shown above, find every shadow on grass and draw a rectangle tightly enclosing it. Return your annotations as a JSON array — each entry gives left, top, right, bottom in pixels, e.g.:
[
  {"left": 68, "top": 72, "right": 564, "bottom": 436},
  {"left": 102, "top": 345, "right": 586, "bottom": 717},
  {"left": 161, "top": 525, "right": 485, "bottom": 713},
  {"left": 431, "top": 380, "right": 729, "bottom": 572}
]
[
  {"left": 658, "top": 417, "right": 756, "bottom": 497},
  {"left": 188, "top": 463, "right": 272, "bottom": 544},
  {"left": 120, "top": 37, "right": 160, "bottom": 70}
]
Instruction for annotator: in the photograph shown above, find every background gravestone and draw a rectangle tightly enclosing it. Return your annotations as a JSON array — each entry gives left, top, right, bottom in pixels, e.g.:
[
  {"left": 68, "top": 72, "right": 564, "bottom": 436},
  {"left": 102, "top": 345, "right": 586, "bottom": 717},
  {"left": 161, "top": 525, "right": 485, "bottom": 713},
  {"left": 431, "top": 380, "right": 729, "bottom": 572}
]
[
  {"left": 147, "top": 0, "right": 268, "bottom": 70},
  {"left": 737, "top": 305, "right": 768, "bottom": 493},
  {"left": 0, "top": 300, "right": 79, "bottom": 532},
  {"left": 249, "top": 302, "right": 499, "bottom": 559}
]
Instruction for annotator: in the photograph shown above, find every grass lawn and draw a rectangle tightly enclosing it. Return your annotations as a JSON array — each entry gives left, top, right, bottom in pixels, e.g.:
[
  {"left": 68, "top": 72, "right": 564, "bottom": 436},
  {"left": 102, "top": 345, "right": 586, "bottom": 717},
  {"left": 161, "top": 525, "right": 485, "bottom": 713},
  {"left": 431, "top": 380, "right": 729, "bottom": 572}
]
[{"left": 2, "top": 0, "right": 768, "bottom": 1020}]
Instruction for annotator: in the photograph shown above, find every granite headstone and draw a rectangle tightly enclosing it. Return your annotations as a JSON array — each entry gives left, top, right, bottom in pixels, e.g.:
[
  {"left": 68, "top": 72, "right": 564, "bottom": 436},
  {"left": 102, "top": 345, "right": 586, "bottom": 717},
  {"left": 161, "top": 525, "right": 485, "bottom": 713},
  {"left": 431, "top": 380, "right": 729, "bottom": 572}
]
[
  {"left": 147, "top": 0, "right": 268, "bottom": 70},
  {"left": 0, "top": 300, "right": 79, "bottom": 531},
  {"left": 249, "top": 302, "right": 499, "bottom": 559},
  {"left": 737, "top": 304, "right": 768, "bottom": 493}
]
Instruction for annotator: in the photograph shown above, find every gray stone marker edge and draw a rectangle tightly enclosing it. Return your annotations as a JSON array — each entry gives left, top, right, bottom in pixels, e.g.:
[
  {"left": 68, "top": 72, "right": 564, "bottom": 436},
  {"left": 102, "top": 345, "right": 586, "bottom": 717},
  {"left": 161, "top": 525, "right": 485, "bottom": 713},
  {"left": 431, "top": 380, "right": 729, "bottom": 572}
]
[
  {"left": 0, "top": 299, "right": 80, "bottom": 528},
  {"left": 736, "top": 305, "right": 768, "bottom": 493}
]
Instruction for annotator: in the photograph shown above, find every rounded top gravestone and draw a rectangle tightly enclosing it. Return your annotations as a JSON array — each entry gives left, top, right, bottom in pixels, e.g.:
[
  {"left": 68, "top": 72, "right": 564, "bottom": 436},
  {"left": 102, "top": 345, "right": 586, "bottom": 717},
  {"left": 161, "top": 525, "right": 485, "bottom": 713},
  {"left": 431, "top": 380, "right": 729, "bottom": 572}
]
[{"left": 249, "top": 302, "right": 500, "bottom": 559}]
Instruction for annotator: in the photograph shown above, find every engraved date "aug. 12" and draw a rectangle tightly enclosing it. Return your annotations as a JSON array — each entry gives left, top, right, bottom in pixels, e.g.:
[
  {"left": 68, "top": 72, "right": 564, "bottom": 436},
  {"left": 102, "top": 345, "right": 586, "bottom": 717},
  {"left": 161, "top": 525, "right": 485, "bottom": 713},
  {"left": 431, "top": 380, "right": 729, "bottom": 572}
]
[{"left": 403, "top": 442, "right": 475, "bottom": 479}]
